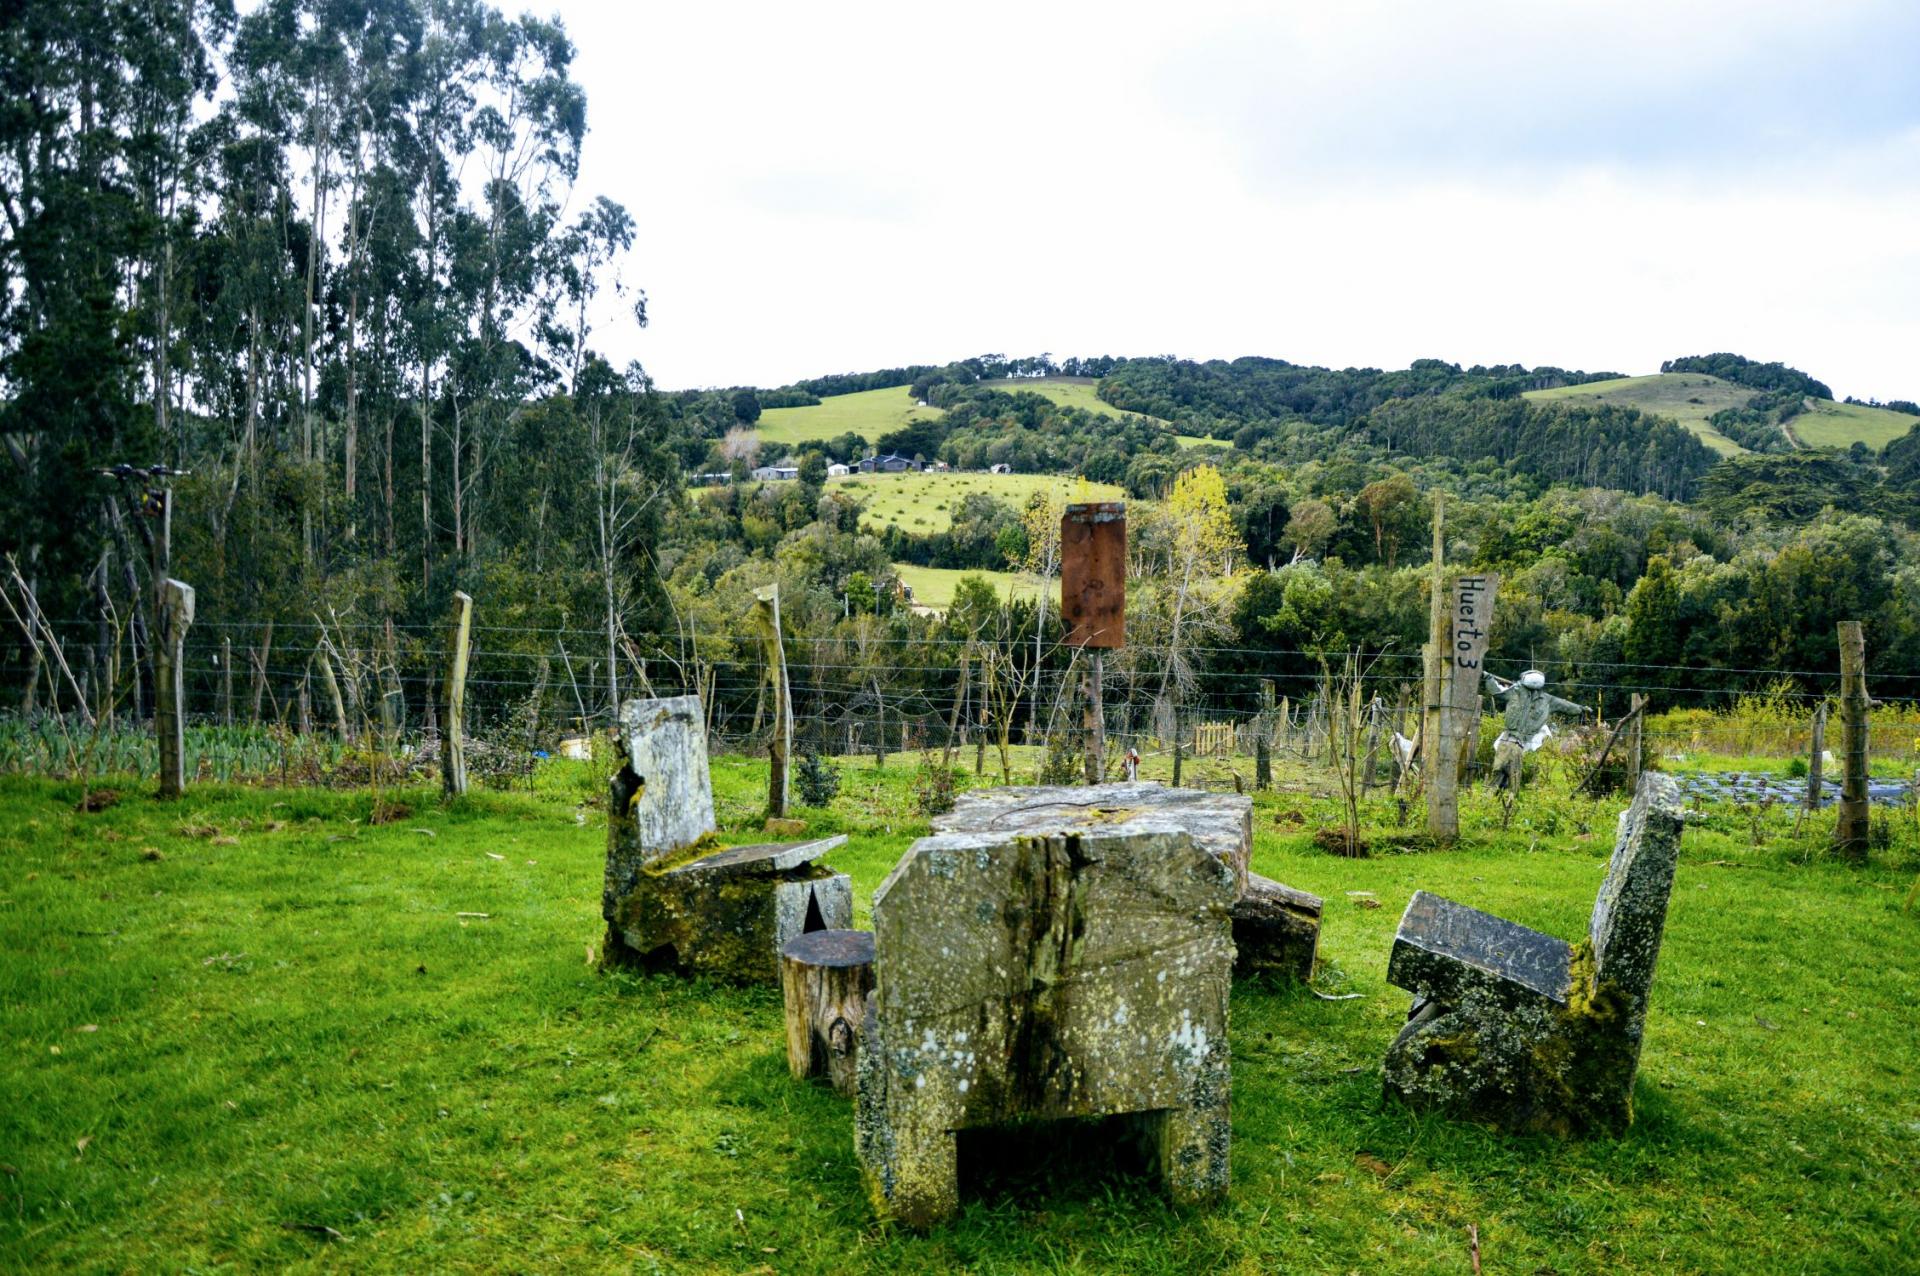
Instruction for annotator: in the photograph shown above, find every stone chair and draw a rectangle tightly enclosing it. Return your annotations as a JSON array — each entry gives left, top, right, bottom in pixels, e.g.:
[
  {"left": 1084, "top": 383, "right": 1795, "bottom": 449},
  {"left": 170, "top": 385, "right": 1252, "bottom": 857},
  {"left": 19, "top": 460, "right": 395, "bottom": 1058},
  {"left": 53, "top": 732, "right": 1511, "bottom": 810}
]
[
  {"left": 856, "top": 820, "right": 1237, "bottom": 1228},
  {"left": 601, "top": 695, "right": 851, "bottom": 982},
  {"left": 1382, "top": 772, "right": 1686, "bottom": 1135}
]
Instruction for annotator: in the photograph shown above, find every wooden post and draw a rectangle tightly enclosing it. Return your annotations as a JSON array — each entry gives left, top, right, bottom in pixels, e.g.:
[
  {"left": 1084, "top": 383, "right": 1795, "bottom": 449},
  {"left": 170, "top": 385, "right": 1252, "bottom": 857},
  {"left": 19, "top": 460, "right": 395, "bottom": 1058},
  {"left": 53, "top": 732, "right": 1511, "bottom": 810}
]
[
  {"left": 752, "top": 585, "right": 793, "bottom": 816},
  {"left": 1834, "top": 621, "right": 1870, "bottom": 862},
  {"left": 1255, "top": 680, "right": 1274, "bottom": 790},
  {"left": 220, "top": 636, "right": 234, "bottom": 727},
  {"left": 1083, "top": 649, "right": 1105, "bottom": 785},
  {"left": 1362, "top": 696, "right": 1383, "bottom": 795},
  {"left": 154, "top": 578, "right": 194, "bottom": 798},
  {"left": 780, "top": 929, "right": 875, "bottom": 1096},
  {"left": 1171, "top": 705, "right": 1184, "bottom": 787},
  {"left": 1423, "top": 494, "right": 1456, "bottom": 838},
  {"left": 1806, "top": 699, "right": 1827, "bottom": 812},
  {"left": 1627, "top": 693, "right": 1646, "bottom": 787},
  {"left": 317, "top": 642, "right": 349, "bottom": 744},
  {"left": 441, "top": 590, "right": 473, "bottom": 797}
]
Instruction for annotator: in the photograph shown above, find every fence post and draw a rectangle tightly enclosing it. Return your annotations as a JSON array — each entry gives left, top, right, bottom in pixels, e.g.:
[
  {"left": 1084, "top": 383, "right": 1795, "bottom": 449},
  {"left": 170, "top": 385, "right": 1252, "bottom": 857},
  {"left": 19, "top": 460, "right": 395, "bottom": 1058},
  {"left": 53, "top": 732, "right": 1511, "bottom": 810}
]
[
  {"left": 1805, "top": 699, "right": 1827, "bottom": 812},
  {"left": 1834, "top": 621, "right": 1870, "bottom": 863},
  {"left": 1362, "top": 695, "right": 1382, "bottom": 795},
  {"left": 220, "top": 636, "right": 233, "bottom": 727},
  {"left": 1627, "top": 692, "right": 1646, "bottom": 788},
  {"left": 155, "top": 578, "right": 194, "bottom": 799},
  {"left": 1255, "top": 680, "right": 1274, "bottom": 790},
  {"left": 249, "top": 619, "right": 272, "bottom": 725},
  {"left": 1171, "top": 706, "right": 1184, "bottom": 787},
  {"left": 441, "top": 590, "right": 473, "bottom": 797},
  {"left": 1423, "top": 494, "right": 1458, "bottom": 838},
  {"left": 751, "top": 585, "right": 792, "bottom": 816}
]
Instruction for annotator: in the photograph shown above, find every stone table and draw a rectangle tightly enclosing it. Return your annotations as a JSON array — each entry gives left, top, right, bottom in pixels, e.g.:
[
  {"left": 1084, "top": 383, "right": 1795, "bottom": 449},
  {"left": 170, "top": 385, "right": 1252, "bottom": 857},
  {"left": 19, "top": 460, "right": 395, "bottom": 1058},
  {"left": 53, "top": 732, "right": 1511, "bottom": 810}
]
[{"left": 857, "top": 808, "right": 1238, "bottom": 1227}]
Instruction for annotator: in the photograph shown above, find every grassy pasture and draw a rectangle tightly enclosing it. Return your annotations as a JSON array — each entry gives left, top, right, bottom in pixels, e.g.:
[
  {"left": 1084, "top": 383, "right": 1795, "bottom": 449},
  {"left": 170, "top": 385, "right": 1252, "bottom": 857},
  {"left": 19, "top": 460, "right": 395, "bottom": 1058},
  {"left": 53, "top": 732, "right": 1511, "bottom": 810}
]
[
  {"left": 828, "top": 471, "right": 1123, "bottom": 534},
  {"left": 2, "top": 759, "right": 1917, "bottom": 1273},
  {"left": 981, "top": 377, "right": 1223, "bottom": 450},
  {"left": 755, "top": 387, "right": 943, "bottom": 449},
  {"left": 890, "top": 563, "right": 1052, "bottom": 611},
  {"left": 1787, "top": 398, "right": 1918, "bottom": 451},
  {"left": 1525, "top": 373, "right": 1752, "bottom": 456}
]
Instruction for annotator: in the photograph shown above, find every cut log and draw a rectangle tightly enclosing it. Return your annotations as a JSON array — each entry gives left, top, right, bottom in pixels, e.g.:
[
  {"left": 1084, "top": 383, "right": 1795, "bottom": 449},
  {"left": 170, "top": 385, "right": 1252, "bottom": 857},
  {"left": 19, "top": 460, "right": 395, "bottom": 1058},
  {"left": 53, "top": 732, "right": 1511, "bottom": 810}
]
[
  {"left": 780, "top": 928, "right": 875, "bottom": 1096},
  {"left": 1231, "top": 871, "right": 1323, "bottom": 982}
]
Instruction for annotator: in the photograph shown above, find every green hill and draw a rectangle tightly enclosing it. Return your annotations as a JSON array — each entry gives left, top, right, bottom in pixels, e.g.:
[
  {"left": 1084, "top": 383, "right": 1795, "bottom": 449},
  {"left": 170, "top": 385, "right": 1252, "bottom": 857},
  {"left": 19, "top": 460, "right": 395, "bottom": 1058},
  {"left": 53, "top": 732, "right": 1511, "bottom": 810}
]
[
  {"left": 979, "top": 377, "right": 1219, "bottom": 448},
  {"left": 755, "top": 386, "right": 942, "bottom": 448},
  {"left": 1524, "top": 373, "right": 1916, "bottom": 456},
  {"left": 829, "top": 471, "right": 1123, "bottom": 534},
  {"left": 1524, "top": 373, "right": 1752, "bottom": 456},
  {"left": 1786, "top": 398, "right": 1918, "bottom": 451}
]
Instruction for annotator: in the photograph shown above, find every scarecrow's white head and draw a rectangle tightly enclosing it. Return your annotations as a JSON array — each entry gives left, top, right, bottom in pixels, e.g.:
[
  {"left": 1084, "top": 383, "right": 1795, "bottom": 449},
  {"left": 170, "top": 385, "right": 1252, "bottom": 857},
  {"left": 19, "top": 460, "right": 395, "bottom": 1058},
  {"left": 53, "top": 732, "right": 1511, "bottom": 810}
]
[{"left": 1520, "top": 670, "right": 1547, "bottom": 690}]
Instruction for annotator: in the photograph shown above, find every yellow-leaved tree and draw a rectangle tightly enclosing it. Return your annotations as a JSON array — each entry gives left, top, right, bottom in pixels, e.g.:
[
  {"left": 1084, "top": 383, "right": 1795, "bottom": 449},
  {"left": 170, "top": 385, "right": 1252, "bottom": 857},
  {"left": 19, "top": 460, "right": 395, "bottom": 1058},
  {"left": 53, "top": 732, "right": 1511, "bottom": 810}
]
[{"left": 1154, "top": 464, "right": 1244, "bottom": 716}]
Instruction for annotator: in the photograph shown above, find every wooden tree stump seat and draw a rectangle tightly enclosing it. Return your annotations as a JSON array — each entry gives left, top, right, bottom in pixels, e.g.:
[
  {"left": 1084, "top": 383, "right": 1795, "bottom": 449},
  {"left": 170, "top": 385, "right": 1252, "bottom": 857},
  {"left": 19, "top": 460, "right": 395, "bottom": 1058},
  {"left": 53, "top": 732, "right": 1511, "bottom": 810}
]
[{"left": 780, "top": 929, "right": 875, "bottom": 1096}]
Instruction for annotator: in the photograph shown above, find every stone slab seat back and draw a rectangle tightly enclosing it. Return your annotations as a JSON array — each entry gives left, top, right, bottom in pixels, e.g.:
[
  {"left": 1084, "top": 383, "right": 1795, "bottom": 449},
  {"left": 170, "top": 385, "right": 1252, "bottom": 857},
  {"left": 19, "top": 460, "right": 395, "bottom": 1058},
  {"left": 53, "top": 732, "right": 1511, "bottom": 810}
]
[
  {"left": 1381, "top": 772, "right": 1686, "bottom": 1136},
  {"left": 602, "top": 694, "right": 852, "bottom": 980},
  {"left": 856, "top": 826, "right": 1237, "bottom": 1229}
]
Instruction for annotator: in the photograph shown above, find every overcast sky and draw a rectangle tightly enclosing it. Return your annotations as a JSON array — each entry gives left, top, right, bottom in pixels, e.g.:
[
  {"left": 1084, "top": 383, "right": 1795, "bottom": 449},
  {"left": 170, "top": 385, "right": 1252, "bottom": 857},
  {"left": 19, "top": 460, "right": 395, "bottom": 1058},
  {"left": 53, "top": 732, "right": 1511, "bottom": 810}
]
[{"left": 550, "top": 0, "right": 1919, "bottom": 401}]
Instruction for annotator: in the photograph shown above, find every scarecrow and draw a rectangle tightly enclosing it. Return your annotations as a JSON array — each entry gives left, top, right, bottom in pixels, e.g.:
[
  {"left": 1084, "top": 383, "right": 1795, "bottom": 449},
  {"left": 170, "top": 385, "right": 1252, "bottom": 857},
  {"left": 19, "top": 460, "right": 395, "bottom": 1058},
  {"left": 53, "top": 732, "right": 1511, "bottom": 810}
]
[{"left": 1484, "top": 668, "right": 1590, "bottom": 791}]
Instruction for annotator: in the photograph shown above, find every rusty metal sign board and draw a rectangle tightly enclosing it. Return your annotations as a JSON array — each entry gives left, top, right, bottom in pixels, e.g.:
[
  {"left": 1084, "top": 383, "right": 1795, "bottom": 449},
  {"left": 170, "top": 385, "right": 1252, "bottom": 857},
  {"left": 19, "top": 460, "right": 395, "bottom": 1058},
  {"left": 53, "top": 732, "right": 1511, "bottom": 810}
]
[
  {"left": 1448, "top": 573, "right": 1498, "bottom": 719},
  {"left": 1062, "top": 501, "right": 1126, "bottom": 648}
]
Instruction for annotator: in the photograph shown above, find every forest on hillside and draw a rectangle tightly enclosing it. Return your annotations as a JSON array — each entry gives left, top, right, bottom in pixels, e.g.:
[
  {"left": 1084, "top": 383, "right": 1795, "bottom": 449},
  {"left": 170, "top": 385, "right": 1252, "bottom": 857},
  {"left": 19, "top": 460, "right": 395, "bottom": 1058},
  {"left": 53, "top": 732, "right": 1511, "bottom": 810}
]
[{"left": 9, "top": 2, "right": 1920, "bottom": 750}]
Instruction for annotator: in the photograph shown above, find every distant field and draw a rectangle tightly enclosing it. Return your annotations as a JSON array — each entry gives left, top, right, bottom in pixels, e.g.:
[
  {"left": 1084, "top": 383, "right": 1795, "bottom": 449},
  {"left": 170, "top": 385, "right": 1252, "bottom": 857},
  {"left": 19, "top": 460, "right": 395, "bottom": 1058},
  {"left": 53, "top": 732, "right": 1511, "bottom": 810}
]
[
  {"left": 890, "top": 562, "right": 1054, "bottom": 611},
  {"left": 1525, "top": 373, "right": 1751, "bottom": 456},
  {"left": 828, "top": 471, "right": 1123, "bottom": 534},
  {"left": 1787, "top": 398, "right": 1917, "bottom": 450},
  {"left": 755, "top": 386, "right": 941, "bottom": 448},
  {"left": 980, "top": 376, "right": 1222, "bottom": 449},
  {"left": 1525, "top": 372, "right": 1918, "bottom": 455}
]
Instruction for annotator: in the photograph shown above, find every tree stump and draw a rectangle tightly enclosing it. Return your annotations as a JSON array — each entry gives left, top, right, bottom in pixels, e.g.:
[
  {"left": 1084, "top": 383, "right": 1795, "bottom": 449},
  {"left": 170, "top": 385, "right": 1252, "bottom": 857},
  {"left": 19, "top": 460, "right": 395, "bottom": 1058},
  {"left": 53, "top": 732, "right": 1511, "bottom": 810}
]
[{"left": 780, "top": 929, "right": 875, "bottom": 1096}]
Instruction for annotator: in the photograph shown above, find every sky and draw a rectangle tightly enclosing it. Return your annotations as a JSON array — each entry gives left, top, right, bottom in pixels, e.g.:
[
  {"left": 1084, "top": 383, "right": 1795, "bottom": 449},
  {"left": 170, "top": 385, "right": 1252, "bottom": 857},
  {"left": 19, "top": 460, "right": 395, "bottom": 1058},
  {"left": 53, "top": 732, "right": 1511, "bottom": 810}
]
[{"left": 549, "top": 0, "right": 1920, "bottom": 401}]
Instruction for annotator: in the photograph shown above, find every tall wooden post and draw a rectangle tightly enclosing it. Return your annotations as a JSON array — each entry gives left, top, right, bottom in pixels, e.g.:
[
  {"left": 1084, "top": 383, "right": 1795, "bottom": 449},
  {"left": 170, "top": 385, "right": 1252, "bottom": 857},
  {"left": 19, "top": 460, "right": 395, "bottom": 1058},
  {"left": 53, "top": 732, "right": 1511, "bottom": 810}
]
[
  {"left": 249, "top": 619, "right": 272, "bottom": 724},
  {"left": 1062, "top": 502, "right": 1125, "bottom": 786},
  {"left": 1423, "top": 494, "right": 1456, "bottom": 838},
  {"left": 1083, "top": 651, "right": 1105, "bottom": 785},
  {"left": 220, "top": 636, "right": 234, "bottom": 727},
  {"left": 1255, "top": 680, "right": 1274, "bottom": 790},
  {"left": 1627, "top": 693, "right": 1647, "bottom": 788},
  {"left": 154, "top": 578, "right": 194, "bottom": 798},
  {"left": 1361, "top": 696, "right": 1382, "bottom": 795},
  {"left": 1805, "top": 699, "right": 1827, "bottom": 812},
  {"left": 1171, "top": 706, "right": 1184, "bottom": 787},
  {"left": 441, "top": 590, "right": 473, "bottom": 797},
  {"left": 753, "top": 585, "right": 792, "bottom": 817},
  {"left": 1834, "top": 621, "right": 1870, "bottom": 862}
]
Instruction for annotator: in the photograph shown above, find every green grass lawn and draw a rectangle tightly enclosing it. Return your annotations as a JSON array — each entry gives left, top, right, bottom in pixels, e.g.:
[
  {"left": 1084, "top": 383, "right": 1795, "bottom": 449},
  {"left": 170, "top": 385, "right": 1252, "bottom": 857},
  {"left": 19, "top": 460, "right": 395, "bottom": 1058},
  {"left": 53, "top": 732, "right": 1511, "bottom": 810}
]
[
  {"left": 3, "top": 762, "right": 1917, "bottom": 1273},
  {"left": 829, "top": 471, "right": 1123, "bottom": 534},
  {"left": 756, "top": 387, "right": 943, "bottom": 449}
]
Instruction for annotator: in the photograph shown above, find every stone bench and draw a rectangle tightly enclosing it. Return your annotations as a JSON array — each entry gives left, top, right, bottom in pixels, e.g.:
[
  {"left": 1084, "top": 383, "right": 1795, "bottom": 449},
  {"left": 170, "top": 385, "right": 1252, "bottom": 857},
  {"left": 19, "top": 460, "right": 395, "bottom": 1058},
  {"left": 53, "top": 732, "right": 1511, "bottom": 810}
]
[
  {"left": 1382, "top": 772, "right": 1686, "bottom": 1135},
  {"left": 602, "top": 695, "right": 851, "bottom": 982},
  {"left": 856, "top": 821, "right": 1237, "bottom": 1228}
]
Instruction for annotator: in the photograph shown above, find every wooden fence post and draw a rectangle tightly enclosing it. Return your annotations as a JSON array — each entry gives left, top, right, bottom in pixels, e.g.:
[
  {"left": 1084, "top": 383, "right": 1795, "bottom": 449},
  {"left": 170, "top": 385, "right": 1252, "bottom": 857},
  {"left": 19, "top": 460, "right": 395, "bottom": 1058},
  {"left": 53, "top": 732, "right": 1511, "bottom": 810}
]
[
  {"left": 220, "top": 636, "right": 233, "bottom": 727},
  {"left": 1423, "top": 494, "right": 1457, "bottom": 838},
  {"left": 1171, "top": 706, "right": 1184, "bottom": 787},
  {"left": 1834, "top": 621, "right": 1870, "bottom": 862},
  {"left": 1255, "top": 680, "right": 1274, "bottom": 790},
  {"left": 1806, "top": 699, "right": 1827, "bottom": 811},
  {"left": 752, "top": 585, "right": 792, "bottom": 817},
  {"left": 442, "top": 590, "right": 473, "bottom": 797},
  {"left": 155, "top": 578, "right": 194, "bottom": 798},
  {"left": 1627, "top": 693, "right": 1646, "bottom": 788}
]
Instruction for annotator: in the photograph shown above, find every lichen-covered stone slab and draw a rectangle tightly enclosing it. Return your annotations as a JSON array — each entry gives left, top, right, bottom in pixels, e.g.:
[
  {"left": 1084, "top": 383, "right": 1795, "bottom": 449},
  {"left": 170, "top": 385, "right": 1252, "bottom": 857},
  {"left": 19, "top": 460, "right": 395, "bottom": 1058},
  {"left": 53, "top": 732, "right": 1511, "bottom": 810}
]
[
  {"left": 1382, "top": 772, "right": 1686, "bottom": 1136},
  {"left": 669, "top": 835, "right": 846, "bottom": 876},
  {"left": 1231, "top": 872, "right": 1324, "bottom": 982},
  {"left": 611, "top": 860, "right": 851, "bottom": 982},
  {"left": 933, "top": 782, "right": 1253, "bottom": 896},
  {"left": 1388, "top": 892, "right": 1571, "bottom": 1010},
  {"left": 856, "top": 826, "right": 1236, "bottom": 1228}
]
